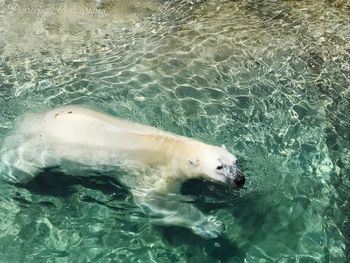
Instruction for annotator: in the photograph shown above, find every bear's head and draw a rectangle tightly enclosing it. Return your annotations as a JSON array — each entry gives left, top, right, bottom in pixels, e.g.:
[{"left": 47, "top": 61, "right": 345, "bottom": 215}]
[{"left": 187, "top": 145, "right": 245, "bottom": 189}]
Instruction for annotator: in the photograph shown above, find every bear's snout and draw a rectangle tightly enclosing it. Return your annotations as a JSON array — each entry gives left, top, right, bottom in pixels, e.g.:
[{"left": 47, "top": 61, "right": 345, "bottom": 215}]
[
  {"left": 219, "top": 164, "right": 245, "bottom": 188},
  {"left": 233, "top": 170, "right": 245, "bottom": 188}
]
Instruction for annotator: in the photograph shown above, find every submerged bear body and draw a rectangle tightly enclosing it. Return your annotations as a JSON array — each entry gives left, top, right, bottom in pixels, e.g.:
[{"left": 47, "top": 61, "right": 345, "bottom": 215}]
[{"left": 0, "top": 105, "right": 245, "bottom": 238}]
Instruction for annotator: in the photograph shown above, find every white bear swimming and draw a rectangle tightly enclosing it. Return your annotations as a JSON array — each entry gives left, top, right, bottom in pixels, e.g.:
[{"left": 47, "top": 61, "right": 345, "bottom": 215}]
[{"left": 0, "top": 105, "right": 245, "bottom": 238}]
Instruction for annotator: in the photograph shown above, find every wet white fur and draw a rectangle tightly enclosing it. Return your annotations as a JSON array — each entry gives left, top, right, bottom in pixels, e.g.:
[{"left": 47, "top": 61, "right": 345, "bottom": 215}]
[{"left": 0, "top": 105, "right": 238, "bottom": 238}]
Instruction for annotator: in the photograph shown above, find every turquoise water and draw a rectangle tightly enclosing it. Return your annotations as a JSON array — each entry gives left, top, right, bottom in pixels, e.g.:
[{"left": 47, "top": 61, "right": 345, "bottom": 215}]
[{"left": 0, "top": 0, "right": 349, "bottom": 262}]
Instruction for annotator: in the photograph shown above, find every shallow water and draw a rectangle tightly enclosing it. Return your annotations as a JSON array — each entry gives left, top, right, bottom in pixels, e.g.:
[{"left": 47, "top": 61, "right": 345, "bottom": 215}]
[{"left": 0, "top": 0, "right": 349, "bottom": 262}]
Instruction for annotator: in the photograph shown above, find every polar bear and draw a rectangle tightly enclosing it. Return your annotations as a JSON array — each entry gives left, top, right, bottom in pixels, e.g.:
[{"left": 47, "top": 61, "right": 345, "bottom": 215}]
[{"left": 0, "top": 105, "right": 245, "bottom": 238}]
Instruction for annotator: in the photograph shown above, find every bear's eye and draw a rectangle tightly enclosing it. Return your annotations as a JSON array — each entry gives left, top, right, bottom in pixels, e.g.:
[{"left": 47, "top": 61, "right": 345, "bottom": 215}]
[{"left": 216, "top": 165, "right": 224, "bottom": 170}]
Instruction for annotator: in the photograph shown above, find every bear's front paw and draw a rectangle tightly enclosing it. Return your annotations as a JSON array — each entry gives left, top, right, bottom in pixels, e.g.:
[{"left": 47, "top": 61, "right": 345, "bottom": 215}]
[{"left": 192, "top": 216, "right": 225, "bottom": 239}]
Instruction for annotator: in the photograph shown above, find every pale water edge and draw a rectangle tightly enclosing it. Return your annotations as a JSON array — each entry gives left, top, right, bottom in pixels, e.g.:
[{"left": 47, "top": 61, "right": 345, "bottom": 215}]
[{"left": 0, "top": 0, "right": 349, "bottom": 262}]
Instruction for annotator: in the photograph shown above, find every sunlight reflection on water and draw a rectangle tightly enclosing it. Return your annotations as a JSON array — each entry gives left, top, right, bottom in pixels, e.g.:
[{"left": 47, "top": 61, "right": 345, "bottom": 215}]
[{"left": 0, "top": 0, "right": 349, "bottom": 262}]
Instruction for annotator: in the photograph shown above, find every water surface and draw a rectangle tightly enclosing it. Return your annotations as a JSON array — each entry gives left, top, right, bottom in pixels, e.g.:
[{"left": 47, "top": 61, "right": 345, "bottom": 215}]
[{"left": 0, "top": 0, "right": 349, "bottom": 262}]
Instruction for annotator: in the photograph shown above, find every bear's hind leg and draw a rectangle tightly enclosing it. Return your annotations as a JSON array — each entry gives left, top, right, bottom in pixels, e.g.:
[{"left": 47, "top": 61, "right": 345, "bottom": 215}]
[{"left": 0, "top": 148, "right": 41, "bottom": 183}]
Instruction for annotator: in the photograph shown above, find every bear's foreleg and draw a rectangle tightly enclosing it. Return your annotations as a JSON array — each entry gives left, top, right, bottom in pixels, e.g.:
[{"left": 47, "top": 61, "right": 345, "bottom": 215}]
[{"left": 133, "top": 190, "right": 224, "bottom": 239}]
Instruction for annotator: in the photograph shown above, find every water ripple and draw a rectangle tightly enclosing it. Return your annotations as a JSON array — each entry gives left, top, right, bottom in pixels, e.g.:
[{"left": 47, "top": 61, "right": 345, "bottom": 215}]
[{"left": 0, "top": 0, "right": 349, "bottom": 262}]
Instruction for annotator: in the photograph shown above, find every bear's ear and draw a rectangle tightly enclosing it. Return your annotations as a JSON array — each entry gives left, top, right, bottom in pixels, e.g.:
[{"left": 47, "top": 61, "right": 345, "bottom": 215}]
[
  {"left": 187, "top": 159, "right": 200, "bottom": 167},
  {"left": 222, "top": 144, "right": 227, "bottom": 150}
]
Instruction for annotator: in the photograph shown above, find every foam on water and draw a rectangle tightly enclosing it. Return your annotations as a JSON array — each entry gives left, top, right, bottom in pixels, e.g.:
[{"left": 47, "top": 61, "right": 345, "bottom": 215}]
[{"left": 0, "top": 0, "right": 349, "bottom": 262}]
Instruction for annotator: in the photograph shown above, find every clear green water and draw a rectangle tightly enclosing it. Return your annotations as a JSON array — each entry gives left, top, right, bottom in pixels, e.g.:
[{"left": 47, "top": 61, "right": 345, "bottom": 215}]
[{"left": 0, "top": 0, "right": 349, "bottom": 262}]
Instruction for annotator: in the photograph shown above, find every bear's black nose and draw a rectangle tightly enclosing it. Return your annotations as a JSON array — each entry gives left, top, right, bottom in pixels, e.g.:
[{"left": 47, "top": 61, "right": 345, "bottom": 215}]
[{"left": 234, "top": 171, "right": 245, "bottom": 188}]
